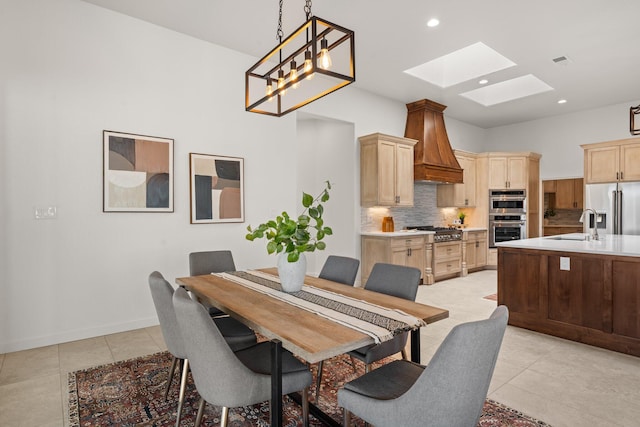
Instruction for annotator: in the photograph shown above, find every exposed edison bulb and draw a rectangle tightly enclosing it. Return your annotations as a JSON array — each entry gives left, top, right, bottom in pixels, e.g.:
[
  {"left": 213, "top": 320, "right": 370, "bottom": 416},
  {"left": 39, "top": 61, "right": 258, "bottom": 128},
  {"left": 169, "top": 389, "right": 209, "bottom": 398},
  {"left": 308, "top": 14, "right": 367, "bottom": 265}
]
[
  {"left": 265, "top": 77, "right": 274, "bottom": 102},
  {"left": 319, "top": 38, "right": 332, "bottom": 70},
  {"left": 289, "top": 60, "right": 300, "bottom": 89},
  {"left": 277, "top": 69, "right": 286, "bottom": 96},
  {"left": 304, "top": 50, "right": 314, "bottom": 80}
]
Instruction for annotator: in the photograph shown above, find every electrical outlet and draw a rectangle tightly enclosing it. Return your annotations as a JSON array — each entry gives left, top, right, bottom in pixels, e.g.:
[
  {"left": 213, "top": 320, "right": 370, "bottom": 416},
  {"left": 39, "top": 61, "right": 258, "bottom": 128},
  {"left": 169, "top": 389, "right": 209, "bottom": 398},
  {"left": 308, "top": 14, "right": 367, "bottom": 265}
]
[{"left": 34, "top": 206, "right": 57, "bottom": 219}]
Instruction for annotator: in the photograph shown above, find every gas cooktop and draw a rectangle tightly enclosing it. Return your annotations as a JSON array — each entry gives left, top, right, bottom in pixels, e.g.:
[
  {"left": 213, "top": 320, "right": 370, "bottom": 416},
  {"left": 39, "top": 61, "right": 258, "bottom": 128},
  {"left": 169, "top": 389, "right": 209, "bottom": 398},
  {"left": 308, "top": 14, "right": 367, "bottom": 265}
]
[{"left": 405, "top": 225, "right": 462, "bottom": 242}]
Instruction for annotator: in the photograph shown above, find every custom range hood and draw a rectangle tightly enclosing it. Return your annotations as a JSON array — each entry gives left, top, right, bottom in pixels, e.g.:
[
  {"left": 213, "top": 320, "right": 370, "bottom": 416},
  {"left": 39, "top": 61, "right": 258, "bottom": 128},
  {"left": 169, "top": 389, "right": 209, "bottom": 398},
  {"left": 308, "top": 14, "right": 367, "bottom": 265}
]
[{"left": 404, "top": 99, "right": 463, "bottom": 183}]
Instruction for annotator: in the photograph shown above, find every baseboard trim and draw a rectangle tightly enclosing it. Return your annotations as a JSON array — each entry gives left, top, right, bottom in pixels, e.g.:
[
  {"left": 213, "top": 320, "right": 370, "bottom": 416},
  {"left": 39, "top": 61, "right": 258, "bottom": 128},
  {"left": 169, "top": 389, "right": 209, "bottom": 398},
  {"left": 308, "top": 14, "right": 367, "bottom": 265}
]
[{"left": 0, "top": 316, "right": 159, "bottom": 354}]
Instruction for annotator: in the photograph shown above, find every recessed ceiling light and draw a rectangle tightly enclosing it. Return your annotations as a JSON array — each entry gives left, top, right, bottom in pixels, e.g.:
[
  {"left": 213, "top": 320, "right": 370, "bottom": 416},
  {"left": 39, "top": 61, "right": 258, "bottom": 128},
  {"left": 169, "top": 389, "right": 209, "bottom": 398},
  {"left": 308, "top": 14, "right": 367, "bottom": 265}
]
[
  {"left": 426, "top": 18, "right": 440, "bottom": 27},
  {"left": 479, "top": 79, "right": 489, "bottom": 85},
  {"left": 558, "top": 99, "right": 567, "bottom": 104}
]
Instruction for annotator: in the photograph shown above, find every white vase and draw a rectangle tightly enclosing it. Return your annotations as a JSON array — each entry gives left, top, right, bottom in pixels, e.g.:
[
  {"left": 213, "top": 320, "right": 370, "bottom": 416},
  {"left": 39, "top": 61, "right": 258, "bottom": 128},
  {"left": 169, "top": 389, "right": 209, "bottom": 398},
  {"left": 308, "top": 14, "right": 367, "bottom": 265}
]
[{"left": 277, "top": 252, "right": 307, "bottom": 293}]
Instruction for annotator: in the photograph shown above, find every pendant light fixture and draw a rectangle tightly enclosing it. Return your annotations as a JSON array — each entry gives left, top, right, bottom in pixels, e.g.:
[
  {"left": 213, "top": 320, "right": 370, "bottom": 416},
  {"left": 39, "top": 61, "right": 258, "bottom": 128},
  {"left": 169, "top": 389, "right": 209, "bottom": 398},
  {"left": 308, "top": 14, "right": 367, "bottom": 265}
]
[{"left": 245, "top": 0, "right": 355, "bottom": 117}]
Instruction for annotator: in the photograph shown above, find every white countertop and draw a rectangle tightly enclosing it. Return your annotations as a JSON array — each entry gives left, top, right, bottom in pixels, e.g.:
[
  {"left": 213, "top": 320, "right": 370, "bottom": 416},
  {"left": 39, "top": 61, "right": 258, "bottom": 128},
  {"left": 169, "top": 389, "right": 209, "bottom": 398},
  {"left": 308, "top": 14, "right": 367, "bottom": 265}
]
[
  {"left": 497, "top": 233, "right": 640, "bottom": 257},
  {"left": 462, "top": 227, "right": 487, "bottom": 232},
  {"left": 360, "top": 230, "right": 433, "bottom": 237}
]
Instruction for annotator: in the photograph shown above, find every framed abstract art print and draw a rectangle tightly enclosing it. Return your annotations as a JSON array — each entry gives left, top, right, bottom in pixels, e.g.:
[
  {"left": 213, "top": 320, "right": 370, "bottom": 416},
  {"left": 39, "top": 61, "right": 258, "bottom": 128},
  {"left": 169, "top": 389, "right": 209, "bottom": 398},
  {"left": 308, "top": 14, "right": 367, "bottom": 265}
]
[
  {"left": 103, "top": 130, "right": 174, "bottom": 212},
  {"left": 189, "top": 153, "right": 245, "bottom": 223}
]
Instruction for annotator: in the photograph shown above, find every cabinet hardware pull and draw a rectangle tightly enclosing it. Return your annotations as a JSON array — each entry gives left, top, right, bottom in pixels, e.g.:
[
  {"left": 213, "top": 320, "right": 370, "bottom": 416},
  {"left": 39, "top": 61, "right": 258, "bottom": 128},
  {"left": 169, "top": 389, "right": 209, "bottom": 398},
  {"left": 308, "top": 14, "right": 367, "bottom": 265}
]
[
  {"left": 617, "top": 172, "right": 619, "bottom": 180},
  {"left": 621, "top": 171, "right": 624, "bottom": 180}
]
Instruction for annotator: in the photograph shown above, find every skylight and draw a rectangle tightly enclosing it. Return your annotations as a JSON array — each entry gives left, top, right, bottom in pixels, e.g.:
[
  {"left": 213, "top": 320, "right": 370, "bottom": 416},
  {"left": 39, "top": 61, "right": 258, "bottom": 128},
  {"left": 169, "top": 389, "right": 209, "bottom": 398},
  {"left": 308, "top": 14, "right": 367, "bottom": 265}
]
[
  {"left": 403, "top": 42, "right": 516, "bottom": 88},
  {"left": 459, "top": 74, "right": 554, "bottom": 106}
]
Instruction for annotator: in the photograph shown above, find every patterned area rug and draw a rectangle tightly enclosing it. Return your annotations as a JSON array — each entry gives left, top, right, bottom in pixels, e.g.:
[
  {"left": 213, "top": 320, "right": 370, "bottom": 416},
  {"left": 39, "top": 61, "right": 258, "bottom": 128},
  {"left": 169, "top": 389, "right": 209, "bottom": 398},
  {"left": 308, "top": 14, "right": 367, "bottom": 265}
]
[{"left": 69, "top": 351, "right": 550, "bottom": 426}]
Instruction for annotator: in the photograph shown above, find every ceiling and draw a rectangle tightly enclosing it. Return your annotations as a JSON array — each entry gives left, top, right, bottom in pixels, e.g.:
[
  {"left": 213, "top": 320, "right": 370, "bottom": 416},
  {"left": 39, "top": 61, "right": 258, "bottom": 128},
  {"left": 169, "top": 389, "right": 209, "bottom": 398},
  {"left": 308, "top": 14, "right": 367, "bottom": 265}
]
[{"left": 82, "top": 0, "right": 640, "bottom": 129}]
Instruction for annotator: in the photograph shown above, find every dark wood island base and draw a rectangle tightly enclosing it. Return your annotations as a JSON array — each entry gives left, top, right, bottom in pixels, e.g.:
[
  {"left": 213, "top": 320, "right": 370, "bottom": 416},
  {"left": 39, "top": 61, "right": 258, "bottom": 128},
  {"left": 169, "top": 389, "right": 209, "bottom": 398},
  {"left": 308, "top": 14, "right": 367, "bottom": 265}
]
[{"left": 498, "top": 246, "right": 640, "bottom": 357}]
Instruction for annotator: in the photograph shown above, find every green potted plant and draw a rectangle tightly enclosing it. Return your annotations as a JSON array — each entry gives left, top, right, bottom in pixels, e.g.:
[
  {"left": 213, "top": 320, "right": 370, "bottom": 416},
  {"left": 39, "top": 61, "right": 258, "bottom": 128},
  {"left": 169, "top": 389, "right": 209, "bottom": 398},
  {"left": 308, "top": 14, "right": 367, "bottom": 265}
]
[
  {"left": 544, "top": 208, "right": 556, "bottom": 225},
  {"left": 458, "top": 211, "right": 466, "bottom": 225},
  {"left": 246, "top": 181, "right": 333, "bottom": 292}
]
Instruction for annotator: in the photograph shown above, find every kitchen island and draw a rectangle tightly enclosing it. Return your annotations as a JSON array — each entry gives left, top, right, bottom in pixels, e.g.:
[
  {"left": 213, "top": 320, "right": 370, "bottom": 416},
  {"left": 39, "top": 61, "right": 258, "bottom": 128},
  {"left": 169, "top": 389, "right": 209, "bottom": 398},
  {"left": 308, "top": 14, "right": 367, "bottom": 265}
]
[{"left": 497, "top": 234, "right": 640, "bottom": 357}]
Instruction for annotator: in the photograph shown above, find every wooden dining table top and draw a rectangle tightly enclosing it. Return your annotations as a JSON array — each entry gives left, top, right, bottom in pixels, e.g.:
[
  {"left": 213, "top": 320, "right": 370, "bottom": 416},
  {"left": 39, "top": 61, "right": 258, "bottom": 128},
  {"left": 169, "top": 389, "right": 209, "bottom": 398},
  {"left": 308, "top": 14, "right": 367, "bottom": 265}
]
[{"left": 176, "top": 267, "right": 449, "bottom": 364}]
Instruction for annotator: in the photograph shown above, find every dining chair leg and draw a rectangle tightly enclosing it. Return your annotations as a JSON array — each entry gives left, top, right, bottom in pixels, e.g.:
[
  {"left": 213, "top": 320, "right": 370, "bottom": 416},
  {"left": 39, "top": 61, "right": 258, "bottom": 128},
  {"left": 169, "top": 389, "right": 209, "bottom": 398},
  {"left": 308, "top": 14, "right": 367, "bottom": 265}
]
[
  {"left": 343, "top": 408, "right": 352, "bottom": 427},
  {"left": 164, "top": 356, "right": 179, "bottom": 400},
  {"left": 174, "top": 359, "right": 189, "bottom": 427},
  {"left": 302, "top": 387, "right": 310, "bottom": 427},
  {"left": 314, "top": 361, "right": 324, "bottom": 403},
  {"left": 220, "top": 406, "right": 230, "bottom": 427},
  {"left": 194, "top": 397, "right": 206, "bottom": 427},
  {"left": 348, "top": 355, "right": 358, "bottom": 373}
]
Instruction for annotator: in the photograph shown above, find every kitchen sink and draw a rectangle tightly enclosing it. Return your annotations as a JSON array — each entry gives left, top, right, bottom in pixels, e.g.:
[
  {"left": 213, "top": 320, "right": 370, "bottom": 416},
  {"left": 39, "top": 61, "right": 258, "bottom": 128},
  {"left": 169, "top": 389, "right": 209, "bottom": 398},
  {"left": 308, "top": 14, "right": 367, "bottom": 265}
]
[{"left": 546, "top": 234, "right": 590, "bottom": 241}]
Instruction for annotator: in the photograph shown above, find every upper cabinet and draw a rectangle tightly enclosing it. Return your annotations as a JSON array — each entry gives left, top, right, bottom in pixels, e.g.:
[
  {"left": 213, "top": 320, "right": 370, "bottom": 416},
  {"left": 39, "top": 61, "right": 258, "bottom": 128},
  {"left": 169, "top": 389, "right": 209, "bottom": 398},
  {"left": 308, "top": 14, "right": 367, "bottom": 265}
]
[
  {"left": 488, "top": 155, "right": 527, "bottom": 189},
  {"left": 360, "top": 133, "right": 417, "bottom": 207},
  {"left": 582, "top": 138, "right": 640, "bottom": 184},
  {"left": 437, "top": 150, "right": 477, "bottom": 207},
  {"left": 554, "top": 178, "right": 584, "bottom": 209}
]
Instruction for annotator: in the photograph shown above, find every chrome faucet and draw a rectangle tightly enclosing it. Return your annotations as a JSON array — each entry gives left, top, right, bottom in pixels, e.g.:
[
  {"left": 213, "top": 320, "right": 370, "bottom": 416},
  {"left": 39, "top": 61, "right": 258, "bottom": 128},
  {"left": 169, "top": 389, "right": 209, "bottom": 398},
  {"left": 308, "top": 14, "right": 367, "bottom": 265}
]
[{"left": 580, "top": 208, "right": 600, "bottom": 241}]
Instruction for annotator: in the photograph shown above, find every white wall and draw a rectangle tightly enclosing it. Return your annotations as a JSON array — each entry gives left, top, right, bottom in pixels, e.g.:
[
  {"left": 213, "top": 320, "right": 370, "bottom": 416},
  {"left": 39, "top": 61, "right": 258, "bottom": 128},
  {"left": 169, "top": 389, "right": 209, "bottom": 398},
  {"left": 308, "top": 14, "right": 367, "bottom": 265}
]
[
  {"left": 0, "top": 0, "right": 407, "bottom": 352},
  {"left": 486, "top": 100, "right": 640, "bottom": 179}
]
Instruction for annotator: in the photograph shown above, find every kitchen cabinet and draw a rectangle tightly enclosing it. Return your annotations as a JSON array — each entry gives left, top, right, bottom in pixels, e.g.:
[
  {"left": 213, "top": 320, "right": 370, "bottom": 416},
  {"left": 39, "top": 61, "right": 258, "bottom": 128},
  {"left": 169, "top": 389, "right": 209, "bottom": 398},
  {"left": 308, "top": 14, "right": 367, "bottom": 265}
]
[
  {"left": 361, "top": 234, "right": 425, "bottom": 283},
  {"left": 554, "top": 178, "right": 584, "bottom": 209},
  {"left": 463, "top": 230, "right": 487, "bottom": 273},
  {"left": 437, "top": 150, "right": 477, "bottom": 207},
  {"left": 582, "top": 138, "right": 640, "bottom": 184},
  {"left": 498, "top": 245, "right": 640, "bottom": 356},
  {"left": 488, "top": 155, "right": 527, "bottom": 189},
  {"left": 543, "top": 180, "right": 556, "bottom": 193},
  {"left": 360, "top": 133, "right": 417, "bottom": 207},
  {"left": 433, "top": 240, "right": 462, "bottom": 280},
  {"left": 476, "top": 152, "right": 541, "bottom": 266}
]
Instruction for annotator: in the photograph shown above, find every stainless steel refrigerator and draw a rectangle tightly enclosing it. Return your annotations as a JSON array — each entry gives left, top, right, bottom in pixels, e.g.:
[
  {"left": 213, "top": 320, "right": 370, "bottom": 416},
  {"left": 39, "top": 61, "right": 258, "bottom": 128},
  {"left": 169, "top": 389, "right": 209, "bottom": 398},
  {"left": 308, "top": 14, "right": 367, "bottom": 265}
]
[{"left": 585, "top": 182, "right": 640, "bottom": 235}]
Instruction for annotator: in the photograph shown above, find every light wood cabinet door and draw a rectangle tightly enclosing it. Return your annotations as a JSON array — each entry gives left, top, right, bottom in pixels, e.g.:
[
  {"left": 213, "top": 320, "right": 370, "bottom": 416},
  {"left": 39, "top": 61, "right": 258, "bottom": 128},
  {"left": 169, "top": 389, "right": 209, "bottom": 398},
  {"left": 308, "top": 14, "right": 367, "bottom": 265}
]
[
  {"left": 437, "top": 152, "right": 476, "bottom": 207},
  {"left": 465, "top": 231, "right": 487, "bottom": 270},
  {"left": 361, "top": 235, "right": 425, "bottom": 283},
  {"left": 620, "top": 143, "right": 640, "bottom": 182},
  {"left": 488, "top": 157, "right": 508, "bottom": 189},
  {"left": 543, "top": 180, "right": 556, "bottom": 193},
  {"left": 555, "top": 179, "right": 575, "bottom": 209},
  {"left": 488, "top": 156, "right": 527, "bottom": 189},
  {"left": 507, "top": 156, "right": 527, "bottom": 189},
  {"left": 585, "top": 146, "right": 619, "bottom": 183},
  {"left": 395, "top": 143, "right": 415, "bottom": 206},
  {"left": 360, "top": 133, "right": 416, "bottom": 207},
  {"left": 573, "top": 178, "right": 584, "bottom": 209}
]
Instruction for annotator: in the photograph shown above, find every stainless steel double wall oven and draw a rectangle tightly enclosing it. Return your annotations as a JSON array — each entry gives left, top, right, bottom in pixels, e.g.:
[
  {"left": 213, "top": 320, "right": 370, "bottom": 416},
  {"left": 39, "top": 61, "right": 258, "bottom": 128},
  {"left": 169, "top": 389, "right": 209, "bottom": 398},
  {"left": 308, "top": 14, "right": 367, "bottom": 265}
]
[{"left": 489, "top": 189, "right": 526, "bottom": 248}]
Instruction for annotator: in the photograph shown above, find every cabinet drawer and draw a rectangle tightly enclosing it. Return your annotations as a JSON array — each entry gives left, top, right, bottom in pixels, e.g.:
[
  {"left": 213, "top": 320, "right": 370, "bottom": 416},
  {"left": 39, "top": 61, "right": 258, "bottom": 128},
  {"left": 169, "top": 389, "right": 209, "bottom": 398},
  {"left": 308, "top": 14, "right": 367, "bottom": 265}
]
[
  {"left": 434, "top": 242, "right": 462, "bottom": 258},
  {"left": 390, "top": 237, "right": 424, "bottom": 249},
  {"left": 434, "top": 258, "right": 462, "bottom": 277},
  {"left": 467, "top": 231, "right": 487, "bottom": 242}
]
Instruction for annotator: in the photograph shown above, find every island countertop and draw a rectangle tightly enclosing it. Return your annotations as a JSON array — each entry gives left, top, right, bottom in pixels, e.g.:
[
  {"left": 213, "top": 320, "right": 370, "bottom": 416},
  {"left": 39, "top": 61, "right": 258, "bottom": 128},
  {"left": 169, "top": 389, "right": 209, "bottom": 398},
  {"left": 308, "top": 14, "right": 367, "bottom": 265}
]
[{"left": 496, "top": 233, "right": 640, "bottom": 257}]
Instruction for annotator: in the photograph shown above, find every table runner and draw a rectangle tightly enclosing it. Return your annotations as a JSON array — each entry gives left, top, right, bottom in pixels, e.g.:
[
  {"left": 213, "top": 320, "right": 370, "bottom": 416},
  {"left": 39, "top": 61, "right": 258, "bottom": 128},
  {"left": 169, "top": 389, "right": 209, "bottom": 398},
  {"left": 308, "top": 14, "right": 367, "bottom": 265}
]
[{"left": 215, "top": 270, "right": 426, "bottom": 344}]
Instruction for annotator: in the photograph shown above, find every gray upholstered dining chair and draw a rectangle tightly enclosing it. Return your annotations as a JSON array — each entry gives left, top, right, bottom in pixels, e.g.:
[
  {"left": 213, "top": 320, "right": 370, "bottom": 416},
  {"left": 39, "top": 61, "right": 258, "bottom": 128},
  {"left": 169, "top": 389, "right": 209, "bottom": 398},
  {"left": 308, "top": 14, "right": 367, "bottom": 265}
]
[
  {"left": 338, "top": 305, "right": 509, "bottom": 427},
  {"left": 189, "top": 250, "right": 237, "bottom": 318},
  {"left": 148, "top": 271, "right": 258, "bottom": 427},
  {"left": 348, "top": 263, "right": 422, "bottom": 371},
  {"left": 318, "top": 255, "right": 360, "bottom": 286},
  {"left": 314, "top": 255, "right": 360, "bottom": 402},
  {"left": 172, "top": 286, "right": 313, "bottom": 427}
]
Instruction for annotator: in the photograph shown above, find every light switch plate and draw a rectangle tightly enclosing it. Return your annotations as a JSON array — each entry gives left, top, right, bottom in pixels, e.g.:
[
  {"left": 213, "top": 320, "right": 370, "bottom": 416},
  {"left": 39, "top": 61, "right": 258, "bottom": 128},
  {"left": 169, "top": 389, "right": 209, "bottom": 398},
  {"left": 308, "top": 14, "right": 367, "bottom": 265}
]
[{"left": 560, "top": 256, "right": 570, "bottom": 271}]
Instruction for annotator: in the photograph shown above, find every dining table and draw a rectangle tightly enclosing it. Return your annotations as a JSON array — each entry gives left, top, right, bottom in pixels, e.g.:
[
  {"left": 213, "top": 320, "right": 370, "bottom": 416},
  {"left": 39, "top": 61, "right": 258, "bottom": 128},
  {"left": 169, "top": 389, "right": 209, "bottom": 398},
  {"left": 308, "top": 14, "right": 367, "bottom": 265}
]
[{"left": 176, "top": 267, "right": 449, "bottom": 427}]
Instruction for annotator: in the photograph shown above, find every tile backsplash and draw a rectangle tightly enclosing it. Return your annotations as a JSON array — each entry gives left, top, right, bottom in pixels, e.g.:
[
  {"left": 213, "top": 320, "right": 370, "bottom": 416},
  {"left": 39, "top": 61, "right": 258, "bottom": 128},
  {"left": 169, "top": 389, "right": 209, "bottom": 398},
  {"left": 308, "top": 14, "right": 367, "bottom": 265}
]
[{"left": 360, "top": 182, "right": 459, "bottom": 232}]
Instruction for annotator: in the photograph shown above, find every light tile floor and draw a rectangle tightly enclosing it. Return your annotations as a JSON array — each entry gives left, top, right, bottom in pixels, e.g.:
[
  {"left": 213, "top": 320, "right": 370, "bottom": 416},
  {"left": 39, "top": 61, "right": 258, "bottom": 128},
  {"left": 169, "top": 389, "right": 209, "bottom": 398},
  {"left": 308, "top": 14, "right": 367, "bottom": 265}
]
[{"left": 1, "top": 270, "right": 640, "bottom": 426}]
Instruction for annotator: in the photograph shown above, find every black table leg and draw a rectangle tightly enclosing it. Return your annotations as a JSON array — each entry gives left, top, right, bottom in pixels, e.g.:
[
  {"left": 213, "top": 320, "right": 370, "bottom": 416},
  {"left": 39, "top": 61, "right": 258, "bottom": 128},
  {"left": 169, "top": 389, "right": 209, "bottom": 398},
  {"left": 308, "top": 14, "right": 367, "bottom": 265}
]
[
  {"left": 411, "top": 328, "right": 421, "bottom": 363},
  {"left": 271, "top": 340, "right": 283, "bottom": 427}
]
